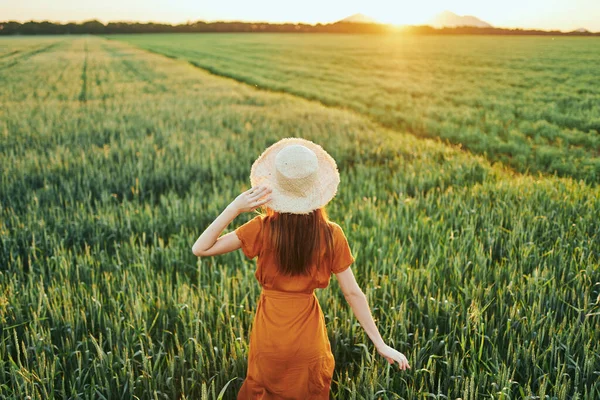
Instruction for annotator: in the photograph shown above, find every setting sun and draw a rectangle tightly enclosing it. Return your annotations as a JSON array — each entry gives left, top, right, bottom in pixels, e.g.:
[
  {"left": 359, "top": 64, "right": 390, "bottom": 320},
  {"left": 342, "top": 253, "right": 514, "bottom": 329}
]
[{"left": 365, "top": 3, "right": 435, "bottom": 26}]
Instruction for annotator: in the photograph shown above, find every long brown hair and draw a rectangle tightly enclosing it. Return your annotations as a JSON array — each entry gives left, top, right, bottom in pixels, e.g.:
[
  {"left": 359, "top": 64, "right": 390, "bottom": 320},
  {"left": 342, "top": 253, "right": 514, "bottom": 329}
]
[{"left": 262, "top": 206, "right": 335, "bottom": 276}]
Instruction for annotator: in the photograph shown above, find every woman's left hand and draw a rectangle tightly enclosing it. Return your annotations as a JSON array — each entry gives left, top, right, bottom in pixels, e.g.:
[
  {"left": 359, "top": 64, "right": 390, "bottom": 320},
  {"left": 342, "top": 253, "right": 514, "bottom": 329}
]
[{"left": 230, "top": 185, "right": 272, "bottom": 213}]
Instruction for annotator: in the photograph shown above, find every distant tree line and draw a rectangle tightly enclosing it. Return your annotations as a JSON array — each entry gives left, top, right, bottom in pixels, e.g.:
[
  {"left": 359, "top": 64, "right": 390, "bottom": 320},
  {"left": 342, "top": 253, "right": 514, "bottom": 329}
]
[
  {"left": 0, "top": 20, "right": 597, "bottom": 36},
  {"left": 403, "top": 25, "right": 598, "bottom": 36}
]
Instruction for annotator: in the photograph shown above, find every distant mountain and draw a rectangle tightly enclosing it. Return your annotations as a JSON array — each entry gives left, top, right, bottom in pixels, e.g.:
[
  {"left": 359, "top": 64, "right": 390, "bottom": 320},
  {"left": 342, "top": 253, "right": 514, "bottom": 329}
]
[
  {"left": 338, "top": 14, "right": 380, "bottom": 24},
  {"left": 573, "top": 27, "right": 589, "bottom": 33},
  {"left": 429, "top": 11, "right": 492, "bottom": 28}
]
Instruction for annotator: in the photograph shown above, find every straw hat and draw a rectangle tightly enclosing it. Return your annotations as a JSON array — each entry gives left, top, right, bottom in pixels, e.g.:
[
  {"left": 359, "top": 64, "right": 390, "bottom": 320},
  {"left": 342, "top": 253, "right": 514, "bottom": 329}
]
[{"left": 250, "top": 137, "right": 340, "bottom": 214}]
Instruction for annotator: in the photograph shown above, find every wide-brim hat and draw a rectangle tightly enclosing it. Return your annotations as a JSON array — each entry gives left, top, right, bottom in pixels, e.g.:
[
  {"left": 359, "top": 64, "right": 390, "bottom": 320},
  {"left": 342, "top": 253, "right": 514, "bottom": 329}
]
[{"left": 250, "top": 137, "right": 340, "bottom": 214}]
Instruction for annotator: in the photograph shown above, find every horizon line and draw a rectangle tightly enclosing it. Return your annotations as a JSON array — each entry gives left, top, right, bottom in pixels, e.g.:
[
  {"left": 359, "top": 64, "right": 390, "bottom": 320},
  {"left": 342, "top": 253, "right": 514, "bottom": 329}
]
[{"left": 1, "top": 17, "right": 593, "bottom": 34}]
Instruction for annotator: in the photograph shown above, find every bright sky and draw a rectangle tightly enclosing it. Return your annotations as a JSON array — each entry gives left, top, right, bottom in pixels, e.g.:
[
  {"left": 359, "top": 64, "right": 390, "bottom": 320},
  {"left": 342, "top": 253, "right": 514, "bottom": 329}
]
[{"left": 1, "top": 0, "right": 599, "bottom": 32}]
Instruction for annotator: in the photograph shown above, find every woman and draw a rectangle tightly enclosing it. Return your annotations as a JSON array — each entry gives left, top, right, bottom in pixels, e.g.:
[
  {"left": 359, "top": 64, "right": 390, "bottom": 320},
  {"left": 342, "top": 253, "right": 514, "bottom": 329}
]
[{"left": 192, "top": 138, "right": 410, "bottom": 399}]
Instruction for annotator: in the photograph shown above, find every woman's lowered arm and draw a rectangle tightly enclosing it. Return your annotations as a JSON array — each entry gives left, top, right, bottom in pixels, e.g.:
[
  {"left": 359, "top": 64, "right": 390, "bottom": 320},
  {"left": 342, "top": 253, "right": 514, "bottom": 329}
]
[{"left": 335, "top": 266, "right": 410, "bottom": 370}]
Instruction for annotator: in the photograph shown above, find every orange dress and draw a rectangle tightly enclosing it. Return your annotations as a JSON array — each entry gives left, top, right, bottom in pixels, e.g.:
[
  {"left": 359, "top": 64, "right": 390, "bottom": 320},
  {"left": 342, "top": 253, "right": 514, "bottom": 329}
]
[{"left": 234, "top": 214, "right": 355, "bottom": 400}]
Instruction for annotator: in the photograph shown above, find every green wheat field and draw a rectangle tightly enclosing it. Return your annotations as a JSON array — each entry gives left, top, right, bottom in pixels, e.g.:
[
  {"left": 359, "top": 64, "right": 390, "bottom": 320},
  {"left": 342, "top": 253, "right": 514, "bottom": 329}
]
[{"left": 1, "top": 34, "right": 599, "bottom": 399}]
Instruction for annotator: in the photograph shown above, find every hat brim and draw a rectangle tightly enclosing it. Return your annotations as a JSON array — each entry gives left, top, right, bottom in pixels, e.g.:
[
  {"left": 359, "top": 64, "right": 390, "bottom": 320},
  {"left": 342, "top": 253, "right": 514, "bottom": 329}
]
[{"left": 250, "top": 138, "right": 340, "bottom": 214}]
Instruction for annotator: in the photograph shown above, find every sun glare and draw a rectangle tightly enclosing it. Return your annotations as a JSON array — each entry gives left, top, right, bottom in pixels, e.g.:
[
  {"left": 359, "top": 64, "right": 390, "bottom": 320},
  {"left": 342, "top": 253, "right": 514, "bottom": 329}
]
[{"left": 367, "top": 4, "right": 432, "bottom": 26}]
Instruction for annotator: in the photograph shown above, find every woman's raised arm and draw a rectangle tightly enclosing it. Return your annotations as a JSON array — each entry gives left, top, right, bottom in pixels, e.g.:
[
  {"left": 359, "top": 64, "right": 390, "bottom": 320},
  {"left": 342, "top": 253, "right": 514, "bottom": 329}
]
[{"left": 192, "top": 185, "right": 271, "bottom": 257}]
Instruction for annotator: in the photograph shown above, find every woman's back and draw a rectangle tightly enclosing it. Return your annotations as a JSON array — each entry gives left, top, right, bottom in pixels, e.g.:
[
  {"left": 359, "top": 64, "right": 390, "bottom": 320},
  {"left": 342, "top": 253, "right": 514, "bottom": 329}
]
[{"left": 235, "top": 213, "right": 355, "bottom": 294}]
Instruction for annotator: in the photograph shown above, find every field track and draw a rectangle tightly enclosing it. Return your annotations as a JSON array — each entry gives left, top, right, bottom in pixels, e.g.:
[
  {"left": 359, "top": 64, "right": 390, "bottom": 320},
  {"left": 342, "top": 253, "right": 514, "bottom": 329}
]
[{"left": 1, "top": 36, "right": 599, "bottom": 399}]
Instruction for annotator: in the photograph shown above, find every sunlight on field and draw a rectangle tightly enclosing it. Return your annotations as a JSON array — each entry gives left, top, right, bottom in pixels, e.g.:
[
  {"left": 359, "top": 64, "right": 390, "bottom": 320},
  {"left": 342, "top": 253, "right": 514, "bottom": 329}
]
[
  {"left": 114, "top": 33, "right": 600, "bottom": 184},
  {"left": 0, "top": 36, "right": 599, "bottom": 399}
]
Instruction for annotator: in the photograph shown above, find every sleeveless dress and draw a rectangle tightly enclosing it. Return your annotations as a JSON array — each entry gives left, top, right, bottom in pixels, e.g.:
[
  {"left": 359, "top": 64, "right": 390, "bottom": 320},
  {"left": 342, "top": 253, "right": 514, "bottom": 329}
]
[{"left": 234, "top": 214, "right": 355, "bottom": 400}]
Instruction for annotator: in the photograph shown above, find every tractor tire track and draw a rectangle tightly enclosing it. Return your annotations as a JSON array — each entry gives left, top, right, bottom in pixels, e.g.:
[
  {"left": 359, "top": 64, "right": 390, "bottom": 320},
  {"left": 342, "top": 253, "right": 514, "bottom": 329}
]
[
  {"left": 78, "top": 40, "right": 88, "bottom": 103},
  {"left": 101, "top": 43, "right": 167, "bottom": 93},
  {"left": 0, "top": 49, "right": 21, "bottom": 60},
  {"left": 0, "top": 41, "right": 64, "bottom": 71}
]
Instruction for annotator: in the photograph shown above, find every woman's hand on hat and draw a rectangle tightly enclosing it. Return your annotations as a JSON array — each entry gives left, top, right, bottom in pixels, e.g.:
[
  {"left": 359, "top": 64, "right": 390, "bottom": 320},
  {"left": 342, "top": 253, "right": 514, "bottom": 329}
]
[
  {"left": 231, "top": 185, "right": 272, "bottom": 214},
  {"left": 376, "top": 343, "right": 411, "bottom": 371}
]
